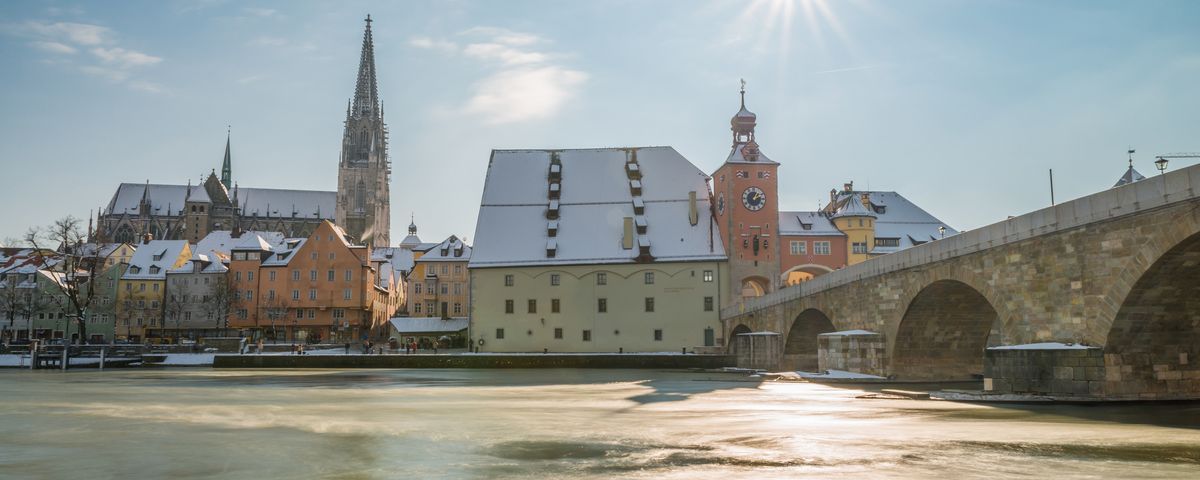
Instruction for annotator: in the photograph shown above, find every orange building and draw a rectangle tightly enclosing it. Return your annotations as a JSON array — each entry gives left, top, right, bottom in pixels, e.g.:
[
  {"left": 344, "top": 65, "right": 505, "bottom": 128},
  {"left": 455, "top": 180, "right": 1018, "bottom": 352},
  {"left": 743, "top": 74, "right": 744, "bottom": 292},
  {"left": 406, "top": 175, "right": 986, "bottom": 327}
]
[{"left": 226, "top": 221, "right": 399, "bottom": 343}]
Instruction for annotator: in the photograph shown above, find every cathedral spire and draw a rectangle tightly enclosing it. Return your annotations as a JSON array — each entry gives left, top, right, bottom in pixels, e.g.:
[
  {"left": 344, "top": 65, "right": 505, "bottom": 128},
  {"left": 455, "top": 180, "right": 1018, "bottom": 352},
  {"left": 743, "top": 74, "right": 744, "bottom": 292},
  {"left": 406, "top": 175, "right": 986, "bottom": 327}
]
[
  {"left": 351, "top": 15, "right": 379, "bottom": 119},
  {"left": 221, "top": 126, "right": 232, "bottom": 190}
]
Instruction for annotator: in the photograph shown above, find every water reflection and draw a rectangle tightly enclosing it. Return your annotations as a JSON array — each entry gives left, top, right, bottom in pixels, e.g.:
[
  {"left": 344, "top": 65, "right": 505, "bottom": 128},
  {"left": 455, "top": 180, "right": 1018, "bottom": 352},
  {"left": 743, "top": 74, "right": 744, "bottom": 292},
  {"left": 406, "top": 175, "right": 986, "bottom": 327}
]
[{"left": 1, "top": 369, "right": 1197, "bottom": 479}]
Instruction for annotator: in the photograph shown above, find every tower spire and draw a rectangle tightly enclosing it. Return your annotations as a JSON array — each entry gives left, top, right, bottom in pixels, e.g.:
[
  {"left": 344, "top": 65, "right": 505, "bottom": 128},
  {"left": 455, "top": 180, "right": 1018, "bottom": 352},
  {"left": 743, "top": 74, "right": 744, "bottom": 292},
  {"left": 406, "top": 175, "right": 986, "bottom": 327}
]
[
  {"left": 351, "top": 15, "right": 380, "bottom": 119},
  {"left": 221, "top": 126, "right": 232, "bottom": 190},
  {"left": 739, "top": 78, "right": 746, "bottom": 109}
]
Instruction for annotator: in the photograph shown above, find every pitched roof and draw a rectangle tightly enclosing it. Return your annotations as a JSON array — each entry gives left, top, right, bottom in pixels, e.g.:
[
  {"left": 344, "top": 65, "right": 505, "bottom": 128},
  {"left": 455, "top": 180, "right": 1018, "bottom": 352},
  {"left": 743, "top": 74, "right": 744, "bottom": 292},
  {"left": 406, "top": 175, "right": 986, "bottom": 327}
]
[
  {"left": 470, "top": 147, "right": 726, "bottom": 268},
  {"left": 236, "top": 187, "right": 336, "bottom": 219},
  {"left": 417, "top": 235, "right": 471, "bottom": 262},
  {"left": 388, "top": 316, "right": 469, "bottom": 334},
  {"left": 195, "top": 230, "right": 284, "bottom": 258},
  {"left": 778, "top": 211, "right": 844, "bottom": 236},
  {"left": 860, "top": 191, "right": 956, "bottom": 254},
  {"left": 1113, "top": 166, "right": 1146, "bottom": 188},
  {"left": 122, "top": 240, "right": 188, "bottom": 280}
]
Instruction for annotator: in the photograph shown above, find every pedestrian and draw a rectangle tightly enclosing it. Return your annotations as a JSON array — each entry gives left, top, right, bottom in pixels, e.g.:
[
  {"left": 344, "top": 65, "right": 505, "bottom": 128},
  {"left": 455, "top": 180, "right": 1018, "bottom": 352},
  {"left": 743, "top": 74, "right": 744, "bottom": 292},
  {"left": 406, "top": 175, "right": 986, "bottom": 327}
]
[
  {"left": 299, "top": 343, "right": 306, "bottom": 355},
  {"left": 256, "top": 338, "right": 264, "bottom": 355},
  {"left": 239, "top": 337, "right": 247, "bottom": 355},
  {"left": 344, "top": 342, "right": 350, "bottom": 354}
]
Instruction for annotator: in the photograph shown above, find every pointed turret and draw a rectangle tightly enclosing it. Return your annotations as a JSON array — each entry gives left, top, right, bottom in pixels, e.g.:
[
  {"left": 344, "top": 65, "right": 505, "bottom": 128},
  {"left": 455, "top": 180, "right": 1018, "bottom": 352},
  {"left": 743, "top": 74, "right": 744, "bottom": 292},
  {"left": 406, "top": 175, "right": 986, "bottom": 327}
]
[
  {"left": 221, "top": 127, "right": 232, "bottom": 190},
  {"left": 352, "top": 15, "right": 380, "bottom": 119}
]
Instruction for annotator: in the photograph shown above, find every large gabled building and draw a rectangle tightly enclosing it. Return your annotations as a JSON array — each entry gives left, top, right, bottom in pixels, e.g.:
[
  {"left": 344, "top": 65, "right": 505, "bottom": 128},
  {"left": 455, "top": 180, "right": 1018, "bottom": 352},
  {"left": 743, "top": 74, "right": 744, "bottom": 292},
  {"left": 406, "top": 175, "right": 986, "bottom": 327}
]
[{"left": 469, "top": 147, "right": 727, "bottom": 353}]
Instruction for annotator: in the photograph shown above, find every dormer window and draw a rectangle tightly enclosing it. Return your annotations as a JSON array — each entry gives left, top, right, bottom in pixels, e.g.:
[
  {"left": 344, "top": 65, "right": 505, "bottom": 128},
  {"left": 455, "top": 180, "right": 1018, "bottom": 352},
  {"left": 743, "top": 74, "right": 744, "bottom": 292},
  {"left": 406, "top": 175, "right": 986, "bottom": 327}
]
[
  {"left": 149, "top": 266, "right": 160, "bottom": 275},
  {"left": 152, "top": 250, "right": 165, "bottom": 261},
  {"left": 129, "top": 266, "right": 141, "bottom": 274}
]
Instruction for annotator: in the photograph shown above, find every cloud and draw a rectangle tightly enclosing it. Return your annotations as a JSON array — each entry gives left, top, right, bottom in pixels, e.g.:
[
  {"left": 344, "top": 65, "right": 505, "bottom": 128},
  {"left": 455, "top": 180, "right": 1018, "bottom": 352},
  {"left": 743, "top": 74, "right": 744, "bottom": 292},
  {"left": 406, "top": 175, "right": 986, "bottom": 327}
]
[
  {"left": 5, "top": 20, "right": 165, "bottom": 93},
  {"left": 92, "top": 47, "right": 162, "bottom": 66},
  {"left": 25, "top": 21, "right": 111, "bottom": 45},
  {"left": 30, "top": 40, "right": 77, "bottom": 54},
  {"left": 463, "top": 43, "right": 547, "bottom": 66},
  {"left": 409, "top": 36, "right": 458, "bottom": 54},
  {"left": 466, "top": 66, "right": 588, "bottom": 125},
  {"left": 243, "top": 7, "right": 278, "bottom": 17},
  {"left": 415, "top": 27, "right": 587, "bottom": 124},
  {"left": 46, "top": 6, "right": 86, "bottom": 16}
]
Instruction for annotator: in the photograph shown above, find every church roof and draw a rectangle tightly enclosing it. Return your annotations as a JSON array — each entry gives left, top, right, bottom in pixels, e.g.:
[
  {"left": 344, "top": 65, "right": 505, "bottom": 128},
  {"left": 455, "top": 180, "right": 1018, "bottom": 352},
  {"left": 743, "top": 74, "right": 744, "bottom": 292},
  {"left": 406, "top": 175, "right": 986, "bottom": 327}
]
[
  {"left": 237, "top": 187, "right": 336, "bottom": 219},
  {"left": 106, "top": 183, "right": 190, "bottom": 217},
  {"left": 1113, "top": 166, "right": 1146, "bottom": 188},
  {"left": 470, "top": 147, "right": 726, "bottom": 268}
]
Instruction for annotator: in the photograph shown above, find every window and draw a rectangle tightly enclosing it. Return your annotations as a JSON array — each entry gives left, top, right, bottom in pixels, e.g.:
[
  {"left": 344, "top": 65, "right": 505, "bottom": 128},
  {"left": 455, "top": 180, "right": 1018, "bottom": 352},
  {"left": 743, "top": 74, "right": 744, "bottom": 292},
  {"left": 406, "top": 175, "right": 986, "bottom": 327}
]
[
  {"left": 333, "top": 309, "right": 345, "bottom": 319},
  {"left": 246, "top": 290, "right": 253, "bottom": 300},
  {"left": 296, "top": 309, "right": 304, "bottom": 319},
  {"left": 875, "top": 238, "right": 900, "bottom": 247},
  {"left": 247, "top": 271, "right": 254, "bottom": 281},
  {"left": 441, "top": 284, "right": 448, "bottom": 295},
  {"left": 704, "top": 296, "right": 714, "bottom": 312},
  {"left": 496, "top": 328, "right": 505, "bottom": 339},
  {"left": 815, "top": 241, "right": 831, "bottom": 255},
  {"left": 703, "top": 270, "right": 714, "bottom": 282},
  {"left": 645, "top": 297, "right": 655, "bottom": 312},
  {"left": 644, "top": 272, "right": 654, "bottom": 284},
  {"left": 329, "top": 252, "right": 335, "bottom": 260},
  {"left": 441, "top": 265, "right": 448, "bottom": 275},
  {"left": 527, "top": 299, "right": 537, "bottom": 314},
  {"left": 504, "top": 274, "right": 514, "bottom": 287},
  {"left": 551, "top": 299, "right": 560, "bottom": 313},
  {"left": 309, "top": 289, "right": 317, "bottom": 300},
  {"left": 790, "top": 241, "right": 807, "bottom": 255},
  {"left": 269, "top": 271, "right": 276, "bottom": 281},
  {"left": 268, "top": 290, "right": 275, "bottom": 300},
  {"left": 292, "top": 290, "right": 300, "bottom": 300},
  {"left": 309, "top": 270, "right": 317, "bottom": 281},
  {"left": 292, "top": 270, "right": 300, "bottom": 281},
  {"left": 236, "top": 309, "right": 247, "bottom": 320},
  {"left": 328, "top": 270, "right": 335, "bottom": 281},
  {"left": 414, "top": 303, "right": 422, "bottom": 313},
  {"left": 654, "top": 329, "right": 663, "bottom": 341},
  {"left": 344, "top": 289, "right": 352, "bottom": 300},
  {"left": 453, "top": 303, "right": 462, "bottom": 314},
  {"left": 454, "top": 265, "right": 462, "bottom": 275},
  {"left": 550, "top": 274, "right": 560, "bottom": 286},
  {"left": 596, "top": 273, "right": 607, "bottom": 285},
  {"left": 597, "top": 298, "right": 607, "bottom": 313},
  {"left": 151, "top": 300, "right": 159, "bottom": 308},
  {"left": 139, "top": 283, "right": 145, "bottom": 292},
  {"left": 414, "top": 283, "right": 422, "bottom": 294},
  {"left": 307, "top": 309, "right": 315, "bottom": 319},
  {"left": 852, "top": 242, "right": 867, "bottom": 254},
  {"left": 453, "top": 283, "right": 461, "bottom": 295},
  {"left": 505, "top": 300, "right": 514, "bottom": 314},
  {"left": 345, "top": 270, "right": 352, "bottom": 282},
  {"left": 582, "top": 330, "right": 592, "bottom": 342},
  {"left": 554, "top": 328, "right": 563, "bottom": 339}
]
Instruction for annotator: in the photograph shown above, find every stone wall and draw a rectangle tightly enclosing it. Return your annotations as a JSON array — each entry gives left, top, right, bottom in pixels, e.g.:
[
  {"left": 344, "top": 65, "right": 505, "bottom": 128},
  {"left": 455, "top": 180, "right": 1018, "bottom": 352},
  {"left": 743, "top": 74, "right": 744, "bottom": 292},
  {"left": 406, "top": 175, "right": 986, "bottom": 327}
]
[
  {"left": 818, "top": 332, "right": 885, "bottom": 376},
  {"left": 733, "top": 333, "right": 780, "bottom": 371},
  {"left": 984, "top": 347, "right": 1104, "bottom": 396}
]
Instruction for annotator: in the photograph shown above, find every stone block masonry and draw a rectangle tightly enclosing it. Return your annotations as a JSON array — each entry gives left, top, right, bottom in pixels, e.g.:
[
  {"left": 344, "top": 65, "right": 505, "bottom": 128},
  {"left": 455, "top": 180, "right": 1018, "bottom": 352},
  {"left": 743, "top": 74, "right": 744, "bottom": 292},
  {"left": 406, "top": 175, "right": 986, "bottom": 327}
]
[
  {"left": 819, "top": 331, "right": 886, "bottom": 377},
  {"left": 984, "top": 346, "right": 1105, "bottom": 396}
]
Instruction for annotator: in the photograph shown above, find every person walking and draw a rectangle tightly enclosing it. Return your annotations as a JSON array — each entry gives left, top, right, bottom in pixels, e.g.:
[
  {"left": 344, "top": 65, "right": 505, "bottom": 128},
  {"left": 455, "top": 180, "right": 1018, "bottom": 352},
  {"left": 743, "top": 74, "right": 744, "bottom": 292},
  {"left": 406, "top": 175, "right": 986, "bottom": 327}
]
[
  {"left": 344, "top": 342, "right": 350, "bottom": 354},
  {"left": 256, "top": 338, "right": 264, "bottom": 355}
]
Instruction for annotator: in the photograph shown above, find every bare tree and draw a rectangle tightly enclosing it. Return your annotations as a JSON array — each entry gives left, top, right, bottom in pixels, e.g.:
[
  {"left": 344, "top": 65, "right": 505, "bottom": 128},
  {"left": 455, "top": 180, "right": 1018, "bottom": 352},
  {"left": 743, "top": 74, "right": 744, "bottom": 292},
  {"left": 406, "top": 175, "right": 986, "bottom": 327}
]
[
  {"left": 203, "top": 275, "right": 237, "bottom": 337},
  {"left": 164, "top": 286, "right": 187, "bottom": 343},
  {"left": 1, "top": 287, "right": 47, "bottom": 342},
  {"left": 261, "top": 296, "right": 291, "bottom": 343},
  {"left": 24, "top": 216, "right": 100, "bottom": 344}
]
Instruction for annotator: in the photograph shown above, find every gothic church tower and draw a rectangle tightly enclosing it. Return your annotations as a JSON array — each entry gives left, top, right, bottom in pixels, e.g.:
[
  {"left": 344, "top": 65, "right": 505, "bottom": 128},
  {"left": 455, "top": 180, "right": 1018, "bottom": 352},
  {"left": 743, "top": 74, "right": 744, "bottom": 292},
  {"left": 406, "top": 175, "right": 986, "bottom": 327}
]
[{"left": 336, "top": 15, "right": 391, "bottom": 247}]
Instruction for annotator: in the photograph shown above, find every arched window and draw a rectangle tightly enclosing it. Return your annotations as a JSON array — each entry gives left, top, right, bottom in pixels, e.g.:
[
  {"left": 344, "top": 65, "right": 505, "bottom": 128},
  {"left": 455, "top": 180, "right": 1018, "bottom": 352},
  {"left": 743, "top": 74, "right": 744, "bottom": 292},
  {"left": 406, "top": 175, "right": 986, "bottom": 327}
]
[{"left": 114, "top": 224, "right": 135, "bottom": 244}]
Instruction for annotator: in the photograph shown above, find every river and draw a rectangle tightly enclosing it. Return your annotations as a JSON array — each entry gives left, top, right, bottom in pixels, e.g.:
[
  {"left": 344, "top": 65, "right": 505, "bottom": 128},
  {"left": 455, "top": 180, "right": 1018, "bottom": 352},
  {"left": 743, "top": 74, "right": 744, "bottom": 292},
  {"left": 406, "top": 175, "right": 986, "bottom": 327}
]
[{"left": 1, "top": 369, "right": 1197, "bottom": 479}]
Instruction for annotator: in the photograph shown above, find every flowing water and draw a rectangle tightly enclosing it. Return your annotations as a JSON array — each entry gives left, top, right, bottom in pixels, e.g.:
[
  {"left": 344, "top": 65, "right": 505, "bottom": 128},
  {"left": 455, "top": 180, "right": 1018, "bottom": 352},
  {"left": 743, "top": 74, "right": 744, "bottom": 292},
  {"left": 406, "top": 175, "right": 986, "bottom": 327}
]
[{"left": 1, "top": 369, "right": 1198, "bottom": 479}]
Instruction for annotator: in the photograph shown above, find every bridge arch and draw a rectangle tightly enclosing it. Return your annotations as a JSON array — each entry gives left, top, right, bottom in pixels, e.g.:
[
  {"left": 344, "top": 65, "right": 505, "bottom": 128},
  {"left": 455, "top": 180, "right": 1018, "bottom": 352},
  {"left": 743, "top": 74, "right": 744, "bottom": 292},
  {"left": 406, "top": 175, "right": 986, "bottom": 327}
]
[
  {"left": 891, "top": 279, "right": 1000, "bottom": 380},
  {"left": 1103, "top": 229, "right": 1200, "bottom": 398},
  {"left": 739, "top": 276, "right": 769, "bottom": 298},
  {"left": 727, "top": 324, "right": 752, "bottom": 355},
  {"left": 783, "top": 308, "right": 836, "bottom": 371}
]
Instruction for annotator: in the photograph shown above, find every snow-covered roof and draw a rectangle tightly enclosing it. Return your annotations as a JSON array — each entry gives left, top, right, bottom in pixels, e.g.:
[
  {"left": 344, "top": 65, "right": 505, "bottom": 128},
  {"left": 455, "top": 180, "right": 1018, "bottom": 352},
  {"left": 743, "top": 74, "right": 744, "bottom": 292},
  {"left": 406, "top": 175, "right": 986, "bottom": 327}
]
[
  {"left": 862, "top": 192, "right": 955, "bottom": 255},
  {"left": 778, "top": 211, "right": 844, "bottom": 237},
  {"left": 195, "top": 230, "right": 285, "bottom": 258},
  {"left": 399, "top": 234, "right": 422, "bottom": 248},
  {"left": 232, "top": 234, "right": 274, "bottom": 251},
  {"left": 105, "top": 183, "right": 191, "bottom": 217},
  {"left": 470, "top": 147, "right": 726, "bottom": 268},
  {"left": 388, "top": 316, "right": 469, "bottom": 334},
  {"left": 830, "top": 194, "right": 877, "bottom": 219},
  {"left": 371, "top": 247, "right": 415, "bottom": 272},
  {"left": 818, "top": 329, "right": 879, "bottom": 336},
  {"left": 75, "top": 243, "right": 129, "bottom": 259},
  {"left": 417, "top": 235, "right": 471, "bottom": 262},
  {"left": 261, "top": 238, "right": 307, "bottom": 266},
  {"left": 122, "top": 240, "right": 188, "bottom": 280},
  {"left": 237, "top": 187, "right": 336, "bottom": 219},
  {"left": 988, "top": 342, "right": 1098, "bottom": 350},
  {"left": 1113, "top": 166, "right": 1146, "bottom": 188},
  {"left": 724, "top": 142, "right": 778, "bottom": 165},
  {"left": 168, "top": 251, "right": 228, "bottom": 275}
]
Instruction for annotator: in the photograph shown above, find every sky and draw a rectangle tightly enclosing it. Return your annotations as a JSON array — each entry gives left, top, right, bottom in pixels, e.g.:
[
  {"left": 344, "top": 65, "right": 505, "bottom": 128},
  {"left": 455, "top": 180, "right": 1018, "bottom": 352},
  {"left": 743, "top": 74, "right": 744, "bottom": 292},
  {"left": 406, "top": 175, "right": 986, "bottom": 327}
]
[{"left": 1, "top": 0, "right": 1198, "bottom": 245}]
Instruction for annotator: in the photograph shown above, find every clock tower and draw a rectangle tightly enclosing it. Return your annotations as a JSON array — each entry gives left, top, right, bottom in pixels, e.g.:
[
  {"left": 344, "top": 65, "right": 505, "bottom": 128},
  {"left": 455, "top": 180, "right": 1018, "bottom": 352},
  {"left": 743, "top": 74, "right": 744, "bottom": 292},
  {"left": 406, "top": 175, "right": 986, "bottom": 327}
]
[{"left": 711, "top": 82, "right": 781, "bottom": 301}]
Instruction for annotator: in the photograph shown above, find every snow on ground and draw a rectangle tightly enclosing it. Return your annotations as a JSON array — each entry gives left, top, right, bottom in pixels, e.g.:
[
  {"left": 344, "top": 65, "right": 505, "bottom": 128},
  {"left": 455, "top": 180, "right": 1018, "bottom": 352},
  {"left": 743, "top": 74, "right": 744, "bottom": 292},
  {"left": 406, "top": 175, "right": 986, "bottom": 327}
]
[
  {"left": 795, "top": 369, "right": 887, "bottom": 380},
  {"left": 988, "top": 342, "right": 1097, "bottom": 350}
]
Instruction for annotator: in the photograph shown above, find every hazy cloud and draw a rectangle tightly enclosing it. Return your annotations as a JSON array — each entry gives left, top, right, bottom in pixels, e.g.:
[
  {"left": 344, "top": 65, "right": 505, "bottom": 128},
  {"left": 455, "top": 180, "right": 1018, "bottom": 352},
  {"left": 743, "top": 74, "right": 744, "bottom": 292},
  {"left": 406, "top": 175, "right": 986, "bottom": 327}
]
[
  {"left": 243, "top": 7, "right": 278, "bottom": 18},
  {"left": 412, "top": 27, "right": 587, "bottom": 124},
  {"left": 25, "top": 21, "right": 111, "bottom": 45},
  {"left": 92, "top": 47, "right": 162, "bottom": 67},
  {"left": 29, "top": 40, "right": 77, "bottom": 54}
]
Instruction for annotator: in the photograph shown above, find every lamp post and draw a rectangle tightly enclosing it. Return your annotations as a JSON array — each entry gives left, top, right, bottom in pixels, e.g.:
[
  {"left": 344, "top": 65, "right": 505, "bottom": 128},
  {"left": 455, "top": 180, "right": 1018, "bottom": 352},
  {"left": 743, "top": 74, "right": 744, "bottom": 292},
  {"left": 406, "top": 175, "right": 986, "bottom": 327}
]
[
  {"left": 1155, "top": 157, "right": 1169, "bottom": 176},
  {"left": 938, "top": 226, "right": 946, "bottom": 239}
]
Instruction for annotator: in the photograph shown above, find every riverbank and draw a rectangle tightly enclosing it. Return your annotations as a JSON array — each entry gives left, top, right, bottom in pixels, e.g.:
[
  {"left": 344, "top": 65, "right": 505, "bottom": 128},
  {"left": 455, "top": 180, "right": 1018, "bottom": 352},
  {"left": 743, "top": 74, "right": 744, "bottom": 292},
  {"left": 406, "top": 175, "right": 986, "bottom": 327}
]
[{"left": 215, "top": 352, "right": 734, "bottom": 369}]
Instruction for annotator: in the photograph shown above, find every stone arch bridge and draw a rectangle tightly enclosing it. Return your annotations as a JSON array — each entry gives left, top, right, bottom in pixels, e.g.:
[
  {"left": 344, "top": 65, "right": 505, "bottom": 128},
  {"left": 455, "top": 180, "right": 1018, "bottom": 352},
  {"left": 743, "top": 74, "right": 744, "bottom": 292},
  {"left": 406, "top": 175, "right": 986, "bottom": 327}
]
[{"left": 722, "top": 164, "right": 1200, "bottom": 400}]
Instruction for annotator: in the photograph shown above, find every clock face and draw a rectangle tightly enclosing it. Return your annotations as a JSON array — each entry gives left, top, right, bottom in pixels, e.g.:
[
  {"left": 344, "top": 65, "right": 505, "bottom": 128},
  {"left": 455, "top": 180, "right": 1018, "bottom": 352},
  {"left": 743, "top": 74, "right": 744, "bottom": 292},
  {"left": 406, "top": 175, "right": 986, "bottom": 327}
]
[
  {"left": 717, "top": 193, "right": 725, "bottom": 215},
  {"left": 742, "top": 187, "right": 766, "bottom": 211}
]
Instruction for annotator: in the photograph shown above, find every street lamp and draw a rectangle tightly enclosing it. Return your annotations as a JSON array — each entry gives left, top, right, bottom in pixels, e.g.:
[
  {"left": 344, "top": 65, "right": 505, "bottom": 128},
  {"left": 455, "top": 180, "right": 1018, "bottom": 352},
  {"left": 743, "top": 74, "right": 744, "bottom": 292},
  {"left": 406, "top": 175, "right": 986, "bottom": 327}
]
[
  {"left": 1155, "top": 156, "right": 1169, "bottom": 175},
  {"left": 938, "top": 226, "right": 946, "bottom": 239}
]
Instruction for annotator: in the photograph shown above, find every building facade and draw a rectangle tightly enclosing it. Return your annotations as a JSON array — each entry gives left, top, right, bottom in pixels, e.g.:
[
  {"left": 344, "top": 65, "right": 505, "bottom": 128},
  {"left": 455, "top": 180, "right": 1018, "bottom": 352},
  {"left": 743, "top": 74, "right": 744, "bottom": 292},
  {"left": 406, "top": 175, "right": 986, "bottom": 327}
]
[
  {"left": 469, "top": 147, "right": 728, "bottom": 353},
  {"left": 164, "top": 252, "right": 232, "bottom": 340},
  {"left": 410, "top": 235, "right": 471, "bottom": 318},
  {"left": 335, "top": 16, "right": 391, "bottom": 248},
  {"left": 226, "top": 221, "right": 399, "bottom": 343},
  {"left": 117, "top": 240, "right": 191, "bottom": 342}
]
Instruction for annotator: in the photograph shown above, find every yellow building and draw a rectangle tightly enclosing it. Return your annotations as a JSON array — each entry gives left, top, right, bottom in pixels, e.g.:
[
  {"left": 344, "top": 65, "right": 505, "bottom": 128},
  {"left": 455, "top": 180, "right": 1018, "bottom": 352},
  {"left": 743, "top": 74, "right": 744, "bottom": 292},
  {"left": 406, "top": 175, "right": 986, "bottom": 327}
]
[
  {"left": 469, "top": 147, "right": 728, "bottom": 352},
  {"left": 117, "top": 239, "right": 191, "bottom": 341},
  {"left": 411, "top": 235, "right": 471, "bottom": 318},
  {"left": 832, "top": 192, "right": 877, "bottom": 265}
]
